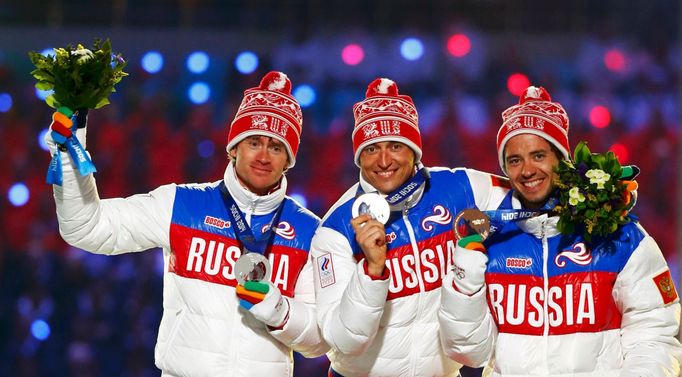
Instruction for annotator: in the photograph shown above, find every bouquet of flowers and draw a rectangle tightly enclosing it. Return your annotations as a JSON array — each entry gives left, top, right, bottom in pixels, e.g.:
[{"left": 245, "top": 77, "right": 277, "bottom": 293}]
[
  {"left": 553, "top": 141, "right": 636, "bottom": 242},
  {"left": 28, "top": 38, "right": 127, "bottom": 111},
  {"left": 29, "top": 39, "right": 127, "bottom": 186}
]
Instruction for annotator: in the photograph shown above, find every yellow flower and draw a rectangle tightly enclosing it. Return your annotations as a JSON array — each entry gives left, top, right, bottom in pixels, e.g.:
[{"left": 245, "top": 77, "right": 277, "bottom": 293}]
[
  {"left": 568, "top": 187, "right": 585, "bottom": 206},
  {"left": 585, "top": 169, "right": 611, "bottom": 190}
]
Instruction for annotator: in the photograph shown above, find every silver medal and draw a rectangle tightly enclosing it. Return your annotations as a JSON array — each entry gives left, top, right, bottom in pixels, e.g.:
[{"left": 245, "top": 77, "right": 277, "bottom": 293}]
[
  {"left": 351, "top": 193, "right": 391, "bottom": 225},
  {"left": 234, "top": 252, "right": 271, "bottom": 285}
]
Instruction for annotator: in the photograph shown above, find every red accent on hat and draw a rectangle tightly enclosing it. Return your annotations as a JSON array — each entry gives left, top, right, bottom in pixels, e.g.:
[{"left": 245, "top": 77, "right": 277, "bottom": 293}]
[
  {"left": 227, "top": 71, "right": 303, "bottom": 168},
  {"left": 496, "top": 86, "right": 570, "bottom": 174},
  {"left": 352, "top": 78, "right": 421, "bottom": 166}
]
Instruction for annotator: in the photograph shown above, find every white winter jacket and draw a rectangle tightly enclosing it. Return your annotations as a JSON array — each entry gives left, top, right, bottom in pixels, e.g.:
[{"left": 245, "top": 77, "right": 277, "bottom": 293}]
[
  {"left": 52, "top": 147, "right": 328, "bottom": 377},
  {"left": 439, "top": 195, "right": 682, "bottom": 377}
]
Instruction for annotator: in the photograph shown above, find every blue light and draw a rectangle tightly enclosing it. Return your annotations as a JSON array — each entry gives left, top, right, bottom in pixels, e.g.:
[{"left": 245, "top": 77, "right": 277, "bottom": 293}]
[
  {"left": 141, "top": 51, "right": 164, "bottom": 74},
  {"left": 31, "top": 319, "right": 50, "bottom": 341},
  {"left": 0, "top": 93, "right": 12, "bottom": 112},
  {"left": 289, "top": 192, "right": 308, "bottom": 208},
  {"left": 187, "top": 51, "right": 210, "bottom": 74},
  {"left": 35, "top": 88, "right": 53, "bottom": 101},
  {"left": 235, "top": 51, "right": 259, "bottom": 74},
  {"left": 8, "top": 183, "right": 29, "bottom": 206},
  {"left": 197, "top": 139, "right": 215, "bottom": 158},
  {"left": 38, "top": 128, "right": 50, "bottom": 151},
  {"left": 40, "top": 48, "right": 55, "bottom": 57},
  {"left": 188, "top": 82, "right": 211, "bottom": 104},
  {"left": 293, "top": 85, "right": 316, "bottom": 108},
  {"left": 400, "top": 38, "right": 424, "bottom": 61}
]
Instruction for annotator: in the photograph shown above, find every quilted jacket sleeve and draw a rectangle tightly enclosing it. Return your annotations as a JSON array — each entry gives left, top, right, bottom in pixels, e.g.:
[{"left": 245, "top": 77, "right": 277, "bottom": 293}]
[
  {"left": 311, "top": 226, "right": 389, "bottom": 356},
  {"left": 269, "top": 251, "right": 330, "bottom": 357},
  {"left": 52, "top": 149, "right": 174, "bottom": 255},
  {"left": 613, "top": 226, "right": 682, "bottom": 377},
  {"left": 438, "top": 269, "right": 497, "bottom": 368}
]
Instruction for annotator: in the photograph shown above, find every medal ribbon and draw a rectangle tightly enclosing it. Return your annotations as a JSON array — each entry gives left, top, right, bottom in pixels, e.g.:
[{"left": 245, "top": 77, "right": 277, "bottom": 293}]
[
  {"left": 46, "top": 108, "right": 97, "bottom": 185},
  {"left": 483, "top": 197, "right": 558, "bottom": 234},
  {"left": 218, "top": 181, "right": 285, "bottom": 255}
]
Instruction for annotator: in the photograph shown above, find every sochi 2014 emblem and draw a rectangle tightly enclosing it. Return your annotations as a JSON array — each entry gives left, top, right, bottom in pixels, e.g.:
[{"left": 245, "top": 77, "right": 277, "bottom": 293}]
[{"left": 554, "top": 242, "right": 592, "bottom": 268}]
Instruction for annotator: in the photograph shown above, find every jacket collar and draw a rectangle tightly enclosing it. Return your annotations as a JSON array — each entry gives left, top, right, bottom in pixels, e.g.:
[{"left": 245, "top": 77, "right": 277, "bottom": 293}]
[
  {"left": 223, "top": 161, "right": 286, "bottom": 215},
  {"left": 509, "top": 191, "right": 561, "bottom": 238}
]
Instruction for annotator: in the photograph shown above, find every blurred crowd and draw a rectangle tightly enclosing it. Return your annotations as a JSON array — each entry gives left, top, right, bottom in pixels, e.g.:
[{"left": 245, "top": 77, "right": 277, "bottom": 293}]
[{"left": 0, "top": 21, "right": 679, "bottom": 377}]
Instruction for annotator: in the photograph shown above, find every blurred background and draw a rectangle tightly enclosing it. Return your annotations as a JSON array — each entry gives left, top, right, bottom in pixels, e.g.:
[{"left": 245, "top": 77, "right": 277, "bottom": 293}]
[{"left": 0, "top": 1, "right": 679, "bottom": 376}]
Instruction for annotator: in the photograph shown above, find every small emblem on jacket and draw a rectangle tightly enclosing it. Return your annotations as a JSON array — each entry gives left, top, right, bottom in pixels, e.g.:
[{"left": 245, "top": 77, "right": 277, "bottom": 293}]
[
  {"left": 554, "top": 242, "right": 592, "bottom": 267},
  {"left": 421, "top": 205, "right": 452, "bottom": 231},
  {"left": 261, "top": 221, "right": 296, "bottom": 240},
  {"left": 653, "top": 270, "right": 678, "bottom": 305},
  {"left": 204, "top": 216, "right": 230, "bottom": 229},
  {"left": 317, "top": 253, "right": 335, "bottom": 288},
  {"left": 385, "top": 231, "right": 397, "bottom": 244}
]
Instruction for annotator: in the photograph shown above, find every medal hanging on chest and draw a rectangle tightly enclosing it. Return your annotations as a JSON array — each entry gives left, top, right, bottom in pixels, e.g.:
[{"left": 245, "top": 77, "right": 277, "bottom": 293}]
[{"left": 219, "top": 182, "right": 284, "bottom": 284}]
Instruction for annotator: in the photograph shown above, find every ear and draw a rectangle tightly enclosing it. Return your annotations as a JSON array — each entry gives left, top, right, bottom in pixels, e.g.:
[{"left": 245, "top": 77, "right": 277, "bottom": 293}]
[{"left": 227, "top": 145, "right": 237, "bottom": 159}]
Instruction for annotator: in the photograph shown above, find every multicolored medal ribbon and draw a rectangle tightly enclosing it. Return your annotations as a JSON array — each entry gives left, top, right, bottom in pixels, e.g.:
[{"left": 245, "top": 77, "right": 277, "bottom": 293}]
[{"left": 46, "top": 107, "right": 97, "bottom": 185}]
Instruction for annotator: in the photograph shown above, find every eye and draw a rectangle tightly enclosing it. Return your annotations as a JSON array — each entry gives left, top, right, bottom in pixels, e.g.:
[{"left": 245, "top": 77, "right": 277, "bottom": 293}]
[
  {"left": 390, "top": 143, "right": 403, "bottom": 151},
  {"left": 364, "top": 145, "right": 377, "bottom": 154},
  {"left": 534, "top": 153, "right": 546, "bottom": 161},
  {"left": 506, "top": 157, "right": 520, "bottom": 166}
]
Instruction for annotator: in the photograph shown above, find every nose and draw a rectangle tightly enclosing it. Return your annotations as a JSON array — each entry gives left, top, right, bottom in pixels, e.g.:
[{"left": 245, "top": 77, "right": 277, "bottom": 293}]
[
  {"left": 521, "top": 161, "right": 535, "bottom": 177},
  {"left": 377, "top": 148, "right": 391, "bottom": 168},
  {"left": 255, "top": 145, "right": 270, "bottom": 164}
]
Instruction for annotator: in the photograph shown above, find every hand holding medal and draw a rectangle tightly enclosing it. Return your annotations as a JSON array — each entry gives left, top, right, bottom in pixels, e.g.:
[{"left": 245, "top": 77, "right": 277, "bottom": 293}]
[{"left": 29, "top": 39, "right": 127, "bottom": 185}]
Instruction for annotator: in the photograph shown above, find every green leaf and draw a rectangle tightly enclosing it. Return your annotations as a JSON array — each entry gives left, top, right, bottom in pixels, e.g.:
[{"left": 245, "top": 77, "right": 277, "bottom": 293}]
[{"left": 573, "top": 141, "right": 591, "bottom": 163}]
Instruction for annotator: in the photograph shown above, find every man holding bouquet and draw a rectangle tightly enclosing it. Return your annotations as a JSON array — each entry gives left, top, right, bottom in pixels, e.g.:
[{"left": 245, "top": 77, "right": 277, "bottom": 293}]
[
  {"left": 438, "top": 86, "right": 682, "bottom": 376},
  {"left": 43, "top": 68, "right": 328, "bottom": 376}
]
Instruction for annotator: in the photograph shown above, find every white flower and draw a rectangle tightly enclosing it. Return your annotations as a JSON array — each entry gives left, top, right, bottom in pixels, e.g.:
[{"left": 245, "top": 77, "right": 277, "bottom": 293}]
[
  {"left": 71, "top": 48, "right": 94, "bottom": 64},
  {"left": 568, "top": 187, "right": 586, "bottom": 206},
  {"left": 585, "top": 169, "right": 611, "bottom": 190}
]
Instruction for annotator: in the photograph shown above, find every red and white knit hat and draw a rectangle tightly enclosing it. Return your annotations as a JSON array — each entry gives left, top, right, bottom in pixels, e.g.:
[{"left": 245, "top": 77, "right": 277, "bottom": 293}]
[
  {"left": 227, "top": 71, "right": 303, "bottom": 168},
  {"left": 352, "top": 78, "right": 421, "bottom": 167},
  {"left": 497, "top": 86, "right": 570, "bottom": 174}
]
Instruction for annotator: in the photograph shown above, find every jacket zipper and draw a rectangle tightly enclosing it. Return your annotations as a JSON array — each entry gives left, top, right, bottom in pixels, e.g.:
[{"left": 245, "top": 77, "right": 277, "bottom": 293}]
[
  {"left": 540, "top": 219, "right": 550, "bottom": 374},
  {"left": 403, "top": 205, "right": 425, "bottom": 377}
]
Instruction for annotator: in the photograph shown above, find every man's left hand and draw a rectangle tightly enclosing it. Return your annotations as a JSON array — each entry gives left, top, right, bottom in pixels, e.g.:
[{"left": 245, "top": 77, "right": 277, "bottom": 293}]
[{"left": 236, "top": 281, "right": 290, "bottom": 329}]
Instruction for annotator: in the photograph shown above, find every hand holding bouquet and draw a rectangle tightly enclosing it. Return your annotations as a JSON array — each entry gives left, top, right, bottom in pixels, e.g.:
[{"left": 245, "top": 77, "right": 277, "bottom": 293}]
[{"left": 28, "top": 39, "right": 127, "bottom": 185}]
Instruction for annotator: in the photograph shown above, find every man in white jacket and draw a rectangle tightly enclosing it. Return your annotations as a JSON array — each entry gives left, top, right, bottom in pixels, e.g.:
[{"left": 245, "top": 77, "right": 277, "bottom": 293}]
[
  {"left": 46, "top": 71, "right": 328, "bottom": 376},
  {"left": 438, "top": 86, "right": 682, "bottom": 376},
  {"left": 310, "top": 78, "right": 511, "bottom": 377}
]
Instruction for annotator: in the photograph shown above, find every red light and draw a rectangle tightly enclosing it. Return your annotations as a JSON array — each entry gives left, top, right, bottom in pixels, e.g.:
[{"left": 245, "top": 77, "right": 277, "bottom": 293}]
[
  {"left": 507, "top": 73, "right": 530, "bottom": 96},
  {"left": 447, "top": 34, "right": 471, "bottom": 57},
  {"left": 341, "top": 44, "right": 364, "bottom": 66},
  {"left": 604, "top": 49, "right": 626, "bottom": 72},
  {"left": 589, "top": 105, "right": 611, "bottom": 128},
  {"left": 609, "top": 143, "right": 629, "bottom": 163}
]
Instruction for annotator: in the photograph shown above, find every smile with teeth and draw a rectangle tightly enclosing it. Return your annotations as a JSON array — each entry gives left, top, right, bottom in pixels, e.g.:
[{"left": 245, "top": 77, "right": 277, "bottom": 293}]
[
  {"left": 376, "top": 170, "right": 396, "bottom": 178},
  {"left": 522, "top": 178, "right": 543, "bottom": 188}
]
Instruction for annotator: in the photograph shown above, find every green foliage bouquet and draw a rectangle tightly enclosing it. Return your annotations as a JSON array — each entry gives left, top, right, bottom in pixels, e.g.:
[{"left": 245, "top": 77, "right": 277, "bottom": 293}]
[
  {"left": 553, "top": 141, "right": 634, "bottom": 242},
  {"left": 28, "top": 38, "right": 127, "bottom": 111}
]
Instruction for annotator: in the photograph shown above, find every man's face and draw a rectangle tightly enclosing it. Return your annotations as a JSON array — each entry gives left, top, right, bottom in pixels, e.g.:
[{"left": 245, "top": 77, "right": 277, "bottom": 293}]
[
  {"left": 504, "top": 134, "right": 561, "bottom": 209},
  {"left": 229, "top": 135, "right": 289, "bottom": 195},
  {"left": 359, "top": 141, "right": 416, "bottom": 194}
]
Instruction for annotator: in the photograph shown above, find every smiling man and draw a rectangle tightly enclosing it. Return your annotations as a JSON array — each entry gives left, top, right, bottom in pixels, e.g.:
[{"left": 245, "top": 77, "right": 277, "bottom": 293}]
[
  {"left": 46, "top": 71, "right": 328, "bottom": 376},
  {"left": 438, "top": 86, "right": 682, "bottom": 376},
  {"left": 310, "top": 78, "right": 512, "bottom": 377}
]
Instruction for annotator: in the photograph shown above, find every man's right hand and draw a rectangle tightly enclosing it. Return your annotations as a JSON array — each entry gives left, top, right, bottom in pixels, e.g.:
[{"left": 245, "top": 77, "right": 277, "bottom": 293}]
[{"left": 351, "top": 213, "right": 387, "bottom": 278}]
